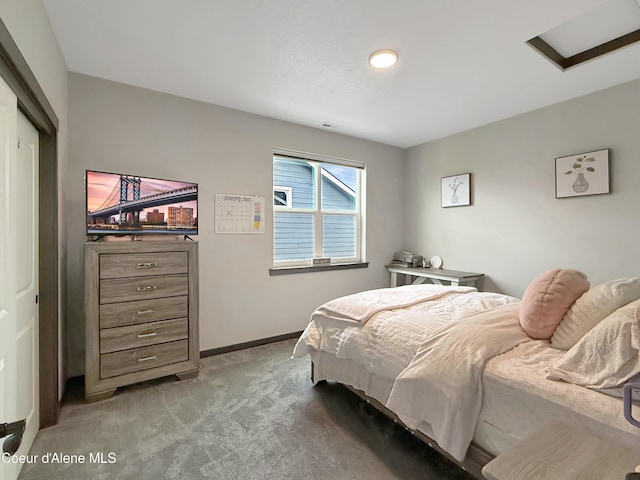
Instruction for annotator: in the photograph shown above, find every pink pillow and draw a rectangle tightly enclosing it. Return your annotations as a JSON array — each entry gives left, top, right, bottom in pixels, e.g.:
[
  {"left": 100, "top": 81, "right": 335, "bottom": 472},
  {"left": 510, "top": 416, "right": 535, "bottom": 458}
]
[{"left": 519, "top": 269, "right": 590, "bottom": 339}]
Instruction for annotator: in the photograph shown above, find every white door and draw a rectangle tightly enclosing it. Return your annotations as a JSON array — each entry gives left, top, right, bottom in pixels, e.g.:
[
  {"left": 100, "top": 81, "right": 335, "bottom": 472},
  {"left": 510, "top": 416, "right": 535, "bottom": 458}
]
[
  {"left": 0, "top": 75, "right": 39, "bottom": 480},
  {"left": 14, "top": 108, "right": 39, "bottom": 466},
  {"left": 0, "top": 72, "right": 19, "bottom": 480}
]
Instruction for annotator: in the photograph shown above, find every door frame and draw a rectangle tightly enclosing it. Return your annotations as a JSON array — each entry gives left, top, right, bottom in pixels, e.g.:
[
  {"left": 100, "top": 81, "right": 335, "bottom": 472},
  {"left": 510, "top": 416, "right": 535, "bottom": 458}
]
[{"left": 0, "top": 19, "right": 59, "bottom": 427}]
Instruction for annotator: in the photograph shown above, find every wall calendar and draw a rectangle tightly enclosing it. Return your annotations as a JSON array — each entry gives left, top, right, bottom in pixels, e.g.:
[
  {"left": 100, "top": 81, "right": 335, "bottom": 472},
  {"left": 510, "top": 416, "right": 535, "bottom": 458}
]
[{"left": 215, "top": 193, "right": 265, "bottom": 234}]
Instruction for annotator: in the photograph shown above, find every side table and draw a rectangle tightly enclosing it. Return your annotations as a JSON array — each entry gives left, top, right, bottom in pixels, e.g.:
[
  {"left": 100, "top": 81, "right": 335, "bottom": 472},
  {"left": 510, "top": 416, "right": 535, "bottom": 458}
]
[{"left": 385, "top": 265, "right": 484, "bottom": 289}]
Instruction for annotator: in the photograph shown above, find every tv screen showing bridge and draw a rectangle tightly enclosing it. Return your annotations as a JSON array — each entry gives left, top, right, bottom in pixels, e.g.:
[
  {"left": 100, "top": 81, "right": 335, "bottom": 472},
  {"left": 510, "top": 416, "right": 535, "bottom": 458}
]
[{"left": 86, "top": 171, "right": 198, "bottom": 235}]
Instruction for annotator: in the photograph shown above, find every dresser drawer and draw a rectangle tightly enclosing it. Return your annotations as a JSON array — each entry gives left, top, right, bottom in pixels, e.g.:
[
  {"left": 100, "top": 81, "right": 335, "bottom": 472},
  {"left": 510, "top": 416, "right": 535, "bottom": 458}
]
[
  {"left": 85, "top": 241, "right": 199, "bottom": 402},
  {"left": 100, "top": 252, "right": 188, "bottom": 279},
  {"left": 100, "top": 296, "right": 188, "bottom": 328},
  {"left": 100, "top": 318, "right": 188, "bottom": 354},
  {"left": 100, "top": 340, "right": 189, "bottom": 378},
  {"left": 100, "top": 274, "right": 188, "bottom": 304}
]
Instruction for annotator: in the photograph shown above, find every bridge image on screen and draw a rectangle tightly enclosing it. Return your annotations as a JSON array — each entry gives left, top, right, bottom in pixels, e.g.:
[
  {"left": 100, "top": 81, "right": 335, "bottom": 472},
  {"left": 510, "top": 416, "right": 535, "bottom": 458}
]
[{"left": 86, "top": 170, "right": 198, "bottom": 235}]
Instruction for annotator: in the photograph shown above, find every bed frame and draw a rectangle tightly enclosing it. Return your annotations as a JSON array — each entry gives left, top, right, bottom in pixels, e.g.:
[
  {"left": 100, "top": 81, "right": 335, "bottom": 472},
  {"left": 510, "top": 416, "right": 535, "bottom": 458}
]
[{"left": 311, "top": 361, "right": 492, "bottom": 479}]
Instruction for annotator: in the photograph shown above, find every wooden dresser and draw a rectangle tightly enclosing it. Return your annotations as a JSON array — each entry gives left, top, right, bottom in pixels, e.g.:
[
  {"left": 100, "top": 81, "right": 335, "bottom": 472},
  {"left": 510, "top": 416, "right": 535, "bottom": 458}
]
[{"left": 84, "top": 241, "right": 199, "bottom": 402}]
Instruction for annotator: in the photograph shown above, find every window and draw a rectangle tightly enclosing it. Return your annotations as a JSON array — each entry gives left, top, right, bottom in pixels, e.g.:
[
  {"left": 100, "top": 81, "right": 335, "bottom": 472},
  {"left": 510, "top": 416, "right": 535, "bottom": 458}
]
[
  {"left": 273, "top": 149, "right": 365, "bottom": 268},
  {"left": 273, "top": 186, "right": 292, "bottom": 208}
]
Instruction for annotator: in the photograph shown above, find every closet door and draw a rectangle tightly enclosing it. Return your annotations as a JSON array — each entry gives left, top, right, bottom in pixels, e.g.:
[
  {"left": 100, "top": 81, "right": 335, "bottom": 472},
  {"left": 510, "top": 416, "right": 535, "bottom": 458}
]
[
  {"left": 0, "top": 71, "right": 19, "bottom": 480},
  {"left": 14, "top": 109, "right": 40, "bottom": 468},
  {"left": 0, "top": 75, "right": 39, "bottom": 480}
]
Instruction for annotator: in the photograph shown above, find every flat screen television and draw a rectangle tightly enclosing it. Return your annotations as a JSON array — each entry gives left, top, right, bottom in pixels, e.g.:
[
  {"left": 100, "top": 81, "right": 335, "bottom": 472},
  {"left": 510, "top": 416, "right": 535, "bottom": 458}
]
[{"left": 86, "top": 170, "right": 198, "bottom": 237}]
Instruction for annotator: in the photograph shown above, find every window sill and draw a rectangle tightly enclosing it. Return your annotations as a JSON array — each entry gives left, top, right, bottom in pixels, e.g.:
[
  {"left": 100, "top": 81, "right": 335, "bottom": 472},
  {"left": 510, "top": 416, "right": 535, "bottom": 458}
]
[{"left": 269, "top": 262, "right": 369, "bottom": 276}]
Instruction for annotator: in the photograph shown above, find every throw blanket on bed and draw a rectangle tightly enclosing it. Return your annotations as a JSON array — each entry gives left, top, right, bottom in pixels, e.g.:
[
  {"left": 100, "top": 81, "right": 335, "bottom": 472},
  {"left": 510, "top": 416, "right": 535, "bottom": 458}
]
[
  {"left": 386, "top": 302, "right": 529, "bottom": 461},
  {"left": 293, "top": 287, "right": 519, "bottom": 381},
  {"left": 311, "top": 284, "right": 477, "bottom": 325}
]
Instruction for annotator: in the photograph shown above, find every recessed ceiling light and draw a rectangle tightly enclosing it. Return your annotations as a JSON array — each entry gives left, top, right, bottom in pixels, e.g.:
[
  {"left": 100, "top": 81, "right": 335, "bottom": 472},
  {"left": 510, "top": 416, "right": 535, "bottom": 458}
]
[{"left": 368, "top": 49, "right": 399, "bottom": 69}]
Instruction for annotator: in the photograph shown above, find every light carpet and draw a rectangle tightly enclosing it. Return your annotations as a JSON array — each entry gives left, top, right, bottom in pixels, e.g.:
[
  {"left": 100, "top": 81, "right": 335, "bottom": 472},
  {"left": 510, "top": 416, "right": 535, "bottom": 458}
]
[{"left": 18, "top": 339, "right": 472, "bottom": 480}]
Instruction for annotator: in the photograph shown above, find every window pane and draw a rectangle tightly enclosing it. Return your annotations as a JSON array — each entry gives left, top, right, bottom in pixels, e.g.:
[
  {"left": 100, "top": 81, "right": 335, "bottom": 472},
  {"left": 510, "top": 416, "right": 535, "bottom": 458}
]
[
  {"left": 321, "top": 163, "right": 357, "bottom": 211},
  {"left": 273, "top": 151, "right": 364, "bottom": 267},
  {"left": 274, "top": 212, "right": 314, "bottom": 261},
  {"left": 273, "top": 187, "right": 291, "bottom": 207},
  {"left": 323, "top": 214, "right": 356, "bottom": 258},
  {"left": 273, "top": 157, "right": 315, "bottom": 209},
  {"left": 274, "top": 191, "right": 286, "bottom": 205}
]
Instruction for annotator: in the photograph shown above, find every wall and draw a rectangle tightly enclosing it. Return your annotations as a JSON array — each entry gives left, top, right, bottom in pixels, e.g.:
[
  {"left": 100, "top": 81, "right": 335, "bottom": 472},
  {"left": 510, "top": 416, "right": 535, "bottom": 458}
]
[
  {"left": 0, "top": 0, "right": 69, "bottom": 396},
  {"left": 404, "top": 78, "right": 640, "bottom": 297},
  {"left": 66, "top": 73, "right": 405, "bottom": 377}
]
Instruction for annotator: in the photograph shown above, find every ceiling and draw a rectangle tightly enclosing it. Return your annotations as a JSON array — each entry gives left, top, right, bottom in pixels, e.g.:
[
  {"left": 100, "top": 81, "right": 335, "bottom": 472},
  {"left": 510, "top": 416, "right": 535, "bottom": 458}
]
[{"left": 42, "top": 0, "right": 640, "bottom": 148}]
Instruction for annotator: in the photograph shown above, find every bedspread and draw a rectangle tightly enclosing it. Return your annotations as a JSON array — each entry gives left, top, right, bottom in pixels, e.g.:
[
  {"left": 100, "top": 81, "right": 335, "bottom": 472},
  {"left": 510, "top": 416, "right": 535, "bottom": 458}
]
[
  {"left": 310, "top": 284, "right": 477, "bottom": 324},
  {"left": 293, "top": 285, "right": 518, "bottom": 380},
  {"left": 386, "top": 302, "right": 529, "bottom": 461}
]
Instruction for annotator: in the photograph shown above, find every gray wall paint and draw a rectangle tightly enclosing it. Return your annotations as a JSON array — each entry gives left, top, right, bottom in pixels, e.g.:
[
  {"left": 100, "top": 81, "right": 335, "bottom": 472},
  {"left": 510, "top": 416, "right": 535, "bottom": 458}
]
[
  {"left": 9, "top": 3, "right": 639, "bottom": 382},
  {"left": 404, "top": 78, "right": 640, "bottom": 297},
  {"left": 0, "top": 0, "right": 69, "bottom": 396},
  {"left": 66, "top": 73, "right": 405, "bottom": 377}
]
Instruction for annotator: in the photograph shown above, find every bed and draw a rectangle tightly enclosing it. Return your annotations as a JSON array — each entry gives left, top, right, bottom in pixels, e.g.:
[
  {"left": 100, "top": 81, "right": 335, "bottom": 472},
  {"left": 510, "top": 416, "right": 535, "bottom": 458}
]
[{"left": 292, "top": 270, "right": 640, "bottom": 478}]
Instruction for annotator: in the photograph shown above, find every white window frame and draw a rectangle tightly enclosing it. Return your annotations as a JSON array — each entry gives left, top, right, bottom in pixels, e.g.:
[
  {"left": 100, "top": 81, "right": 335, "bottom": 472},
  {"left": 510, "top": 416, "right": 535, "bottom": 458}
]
[
  {"left": 273, "top": 148, "right": 366, "bottom": 268},
  {"left": 273, "top": 186, "right": 292, "bottom": 208}
]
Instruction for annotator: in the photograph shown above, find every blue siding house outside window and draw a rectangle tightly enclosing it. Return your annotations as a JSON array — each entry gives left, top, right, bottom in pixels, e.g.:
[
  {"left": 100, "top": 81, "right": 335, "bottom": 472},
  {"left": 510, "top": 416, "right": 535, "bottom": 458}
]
[
  {"left": 323, "top": 214, "right": 356, "bottom": 257},
  {"left": 273, "top": 154, "right": 363, "bottom": 266},
  {"left": 274, "top": 212, "right": 314, "bottom": 260}
]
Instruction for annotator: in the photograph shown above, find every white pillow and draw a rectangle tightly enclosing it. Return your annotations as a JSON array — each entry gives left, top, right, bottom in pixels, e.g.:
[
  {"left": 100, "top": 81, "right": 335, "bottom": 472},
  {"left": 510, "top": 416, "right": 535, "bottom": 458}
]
[
  {"left": 550, "top": 277, "right": 640, "bottom": 349},
  {"left": 546, "top": 298, "right": 640, "bottom": 388}
]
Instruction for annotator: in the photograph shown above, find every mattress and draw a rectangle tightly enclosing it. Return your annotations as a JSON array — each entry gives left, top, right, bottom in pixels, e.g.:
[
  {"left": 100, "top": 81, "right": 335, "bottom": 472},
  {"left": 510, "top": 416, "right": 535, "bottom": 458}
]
[
  {"left": 478, "top": 340, "right": 640, "bottom": 455},
  {"left": 310, "top": 342, "right": 640, "bottom": 459},
  {"left": 295, "top": 286, "right": 640, "bottom": 460}
]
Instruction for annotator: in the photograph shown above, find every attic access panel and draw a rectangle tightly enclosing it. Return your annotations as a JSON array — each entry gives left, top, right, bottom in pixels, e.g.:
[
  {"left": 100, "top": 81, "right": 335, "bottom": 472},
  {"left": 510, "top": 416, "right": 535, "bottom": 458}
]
[{"left": 528, "top": 0, "right": 640, "bottom": 70}]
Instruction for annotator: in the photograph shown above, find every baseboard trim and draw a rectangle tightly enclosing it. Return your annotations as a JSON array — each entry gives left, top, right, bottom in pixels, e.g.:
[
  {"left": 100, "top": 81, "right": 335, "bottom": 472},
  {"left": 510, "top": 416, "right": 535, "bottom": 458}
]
[{"left": 200, "top": 331, "right": 303, "bottom": 358}]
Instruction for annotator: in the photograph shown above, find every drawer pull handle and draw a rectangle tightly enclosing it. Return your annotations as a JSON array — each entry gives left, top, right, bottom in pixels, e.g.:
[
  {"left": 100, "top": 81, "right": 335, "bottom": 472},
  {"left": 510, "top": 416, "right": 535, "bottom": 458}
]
[
  {"left": 137, "top": 285, "right": 157, "bottom": 292},
  {"left": 137, "top": 262, "right": 157, "bottom": 268},
  {"left": 136, "top": 309, "right": 156, "bottom": 315},
  {"left": 137, "top": 355, "right": 158, "bottom": 363},
  {"left": 137, "top": 331, "right": 157, "bottom": 339}
]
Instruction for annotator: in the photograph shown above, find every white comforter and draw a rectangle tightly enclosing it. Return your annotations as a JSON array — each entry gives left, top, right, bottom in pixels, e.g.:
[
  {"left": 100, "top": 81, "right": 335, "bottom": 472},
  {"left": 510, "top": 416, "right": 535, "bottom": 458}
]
[
  {"left": 310, "top": 285, "right": 477, "bottom": 324},
  {"left": 386, "top": 302, "right": 528, "bottom": 460},
  {"left": 293, "top": 284, "right": 523, "bottom": 460}
]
